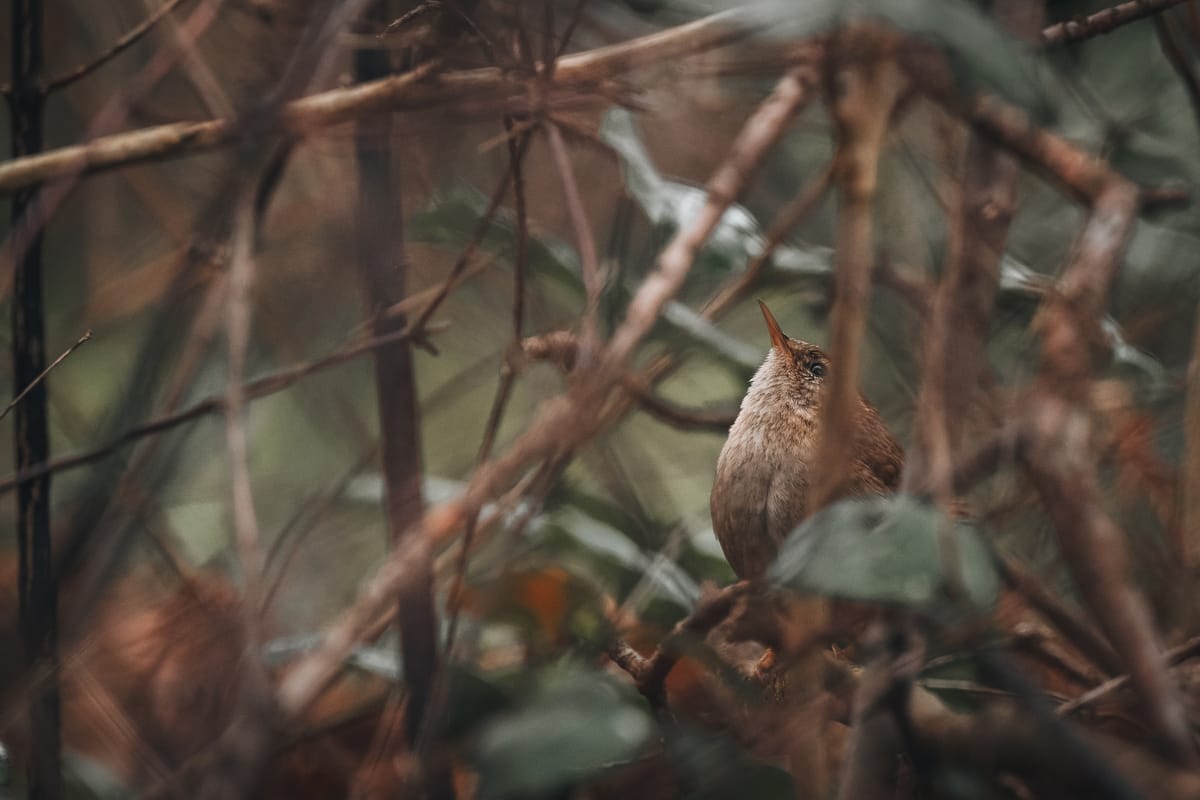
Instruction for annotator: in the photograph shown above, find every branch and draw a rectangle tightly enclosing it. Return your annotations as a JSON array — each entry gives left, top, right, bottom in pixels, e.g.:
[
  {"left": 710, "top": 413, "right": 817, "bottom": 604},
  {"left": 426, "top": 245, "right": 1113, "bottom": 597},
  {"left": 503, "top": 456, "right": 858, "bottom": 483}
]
[
  {"left": 996, "top": 555, "right": 1123, "bottom": 677},
  {"left": 0, "top": 325, "right": 440, "bottom": 495},
  {"left": 0, "top": 11, "right": 754, "bottom": 194},
  {"left": 224, "top": 189, "right": 267, "bottom": 640},
  {"left": 276, "top": 62, "right": 817, "bottom": 723},
  {"left": 1058, "top": 636, "right": 1200, "bottom": 716},
  {"left": 903, "top": 0, "right": 1041, "bottom": 501},
  {"left": 40, "top": 0, "right": 193, "bottom": 93},
  {"left": 518, "top": 330, "right": 738, "bottom": 432},
  {"left": 811, "top": 25, "right": 909, "bottom": 510},
  {"left": 607, "top": 581, "right": 752, "bottom": 708},
  {"left": 546, "top": 120, "right": 603, "bottom": 348},
  {"left": 0, "top": 329, "right": 91, "bottom": 421},
  {"left": 1021, "top": 181, "right": 1197, "bottom": 765},
  {"left": 1041, "top": 0, "right": 1188, "bottom": 45}
]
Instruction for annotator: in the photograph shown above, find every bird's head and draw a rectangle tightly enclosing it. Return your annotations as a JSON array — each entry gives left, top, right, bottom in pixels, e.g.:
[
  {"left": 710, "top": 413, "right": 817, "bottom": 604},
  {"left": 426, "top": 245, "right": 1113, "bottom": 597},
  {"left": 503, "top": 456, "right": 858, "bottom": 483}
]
[{"left": 746, "top": 301, "right": 830, "bottom": 415}]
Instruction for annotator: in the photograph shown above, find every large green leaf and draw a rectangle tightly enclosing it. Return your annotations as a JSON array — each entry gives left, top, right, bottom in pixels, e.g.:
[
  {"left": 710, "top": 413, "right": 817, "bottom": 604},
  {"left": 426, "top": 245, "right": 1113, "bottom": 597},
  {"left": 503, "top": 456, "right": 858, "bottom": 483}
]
[
  {"left": 767, "top": 495, "right": 1000, "bottom": 613},
  {"left": 473, "top": 666, "right": 653, "bottom": 799}
]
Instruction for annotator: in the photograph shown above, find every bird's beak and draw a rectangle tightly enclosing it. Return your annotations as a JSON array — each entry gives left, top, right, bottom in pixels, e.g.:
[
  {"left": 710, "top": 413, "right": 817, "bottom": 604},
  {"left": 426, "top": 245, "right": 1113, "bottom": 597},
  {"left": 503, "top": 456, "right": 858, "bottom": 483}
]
[{"left": 758, "top": 301, "right": 788, "bottom": 355}]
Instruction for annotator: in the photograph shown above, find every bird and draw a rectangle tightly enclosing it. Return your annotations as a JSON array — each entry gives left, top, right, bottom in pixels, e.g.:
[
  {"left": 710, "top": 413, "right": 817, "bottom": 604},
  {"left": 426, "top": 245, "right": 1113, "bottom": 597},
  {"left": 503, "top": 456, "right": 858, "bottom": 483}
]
[{"left": 710, "top": 301, "right": 904, "bottom": 581}]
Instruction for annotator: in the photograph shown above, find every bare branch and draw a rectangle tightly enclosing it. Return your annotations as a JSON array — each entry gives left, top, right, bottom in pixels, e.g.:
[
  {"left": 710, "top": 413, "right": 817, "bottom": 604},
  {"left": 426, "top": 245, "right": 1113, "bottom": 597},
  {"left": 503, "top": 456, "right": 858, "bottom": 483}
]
[
  {"left": 276, "top": 62, "right": 817, "bottom": 722},
  {"left": 0, "top": 330, "right": 91, "bottom": 421},
  {"left": 1058, "top": 636, "right": 1200, "bottom": 716},
  {"left": 0, "top": 325, "right": 440, "bottom": 495},
  {"left": 1021, "top": 180, "right": 1198, "bottom": 765},
  {"left": 224, "top": 191, "right": 267, "bottom": 635},
  {"left": 0, "top": 11, "right": 754, "bottom": 195},
  {"left": 811, "top": 26, "right": 909, "bottom": 510},
  {"left": 40, "top": 0, "right": 193, "bottom": 93},
  {"left": 1041, "top": 0, "right": 1188, "bottom": 45},
  {"left": 546, "top": 120, "right": 603, "bottom": 347}
]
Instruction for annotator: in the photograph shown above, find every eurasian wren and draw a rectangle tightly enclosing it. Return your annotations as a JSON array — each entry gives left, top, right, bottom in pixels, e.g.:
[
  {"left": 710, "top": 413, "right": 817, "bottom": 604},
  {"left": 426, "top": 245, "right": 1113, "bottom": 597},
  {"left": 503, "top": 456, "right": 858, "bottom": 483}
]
[{"left": 710, "top": 302, "right": 904, "bottom": 579}]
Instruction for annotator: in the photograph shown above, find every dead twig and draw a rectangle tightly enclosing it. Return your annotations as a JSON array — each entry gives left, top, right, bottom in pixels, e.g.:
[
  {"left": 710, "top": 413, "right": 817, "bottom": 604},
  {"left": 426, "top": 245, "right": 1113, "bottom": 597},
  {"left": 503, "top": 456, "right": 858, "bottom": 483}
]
[
  {"left": 1057, "top": 636, "right": 1200, "bottom": 716},
  {"left": 276, "top": 60, "right": 817, "bottom": 724},
  {"left": 0, "top": 329, "right": 91, "bottom": 421},
  {"left": 0, "top": 324, "right": 442, "bottom": 495},
  {"left": 607, "top": 581, "right": 752, "bottom": 708},
  {"left": 546, "top": 120, "right": 603, "bottom": 349},
  {"left": 1041, "top": 0, "right": 1188, "bottom": 45},
  {"left": 27, "top": 0, "right": 194, "bottom": 94},
  {"left": 1021, "top": 180, "right": 1197, "bottom": 765},
  {"left": 996, "top": 556, "right": 1123, "bottom": 677},
  {"left": 0, "top": 11, "right": 754, "bottom": 194},
  {"left": 811, "top": 26, "right": 909, "bottom": 510}
]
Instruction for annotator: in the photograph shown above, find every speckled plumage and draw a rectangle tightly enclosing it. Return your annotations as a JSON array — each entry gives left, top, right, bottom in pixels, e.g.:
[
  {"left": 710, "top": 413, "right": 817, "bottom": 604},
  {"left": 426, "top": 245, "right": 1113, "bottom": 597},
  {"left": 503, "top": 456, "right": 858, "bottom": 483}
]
[{"left": 710, "top": 306, "right": 903, "bottom": 580}]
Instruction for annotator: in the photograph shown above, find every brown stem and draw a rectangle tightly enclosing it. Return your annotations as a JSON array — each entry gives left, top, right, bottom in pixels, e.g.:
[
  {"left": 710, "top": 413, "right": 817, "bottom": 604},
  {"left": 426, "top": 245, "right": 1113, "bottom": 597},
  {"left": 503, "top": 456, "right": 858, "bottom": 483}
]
[
  {"left": 351, "top": 16, "right": 445, "bottom": 799},
  {"left": 0, "top": 325, "right": 437, "bottom": 495},
  {"left": 1022, "top": 181, "right": 1197, "bottom": 765},
  {"left": 8, "top": 0, "right": 62, "bottom": 793},
  {"left": 811, "top": 26, "right": 909, "bottom": 511},
  {"left": 276, "top": 62, "right": 817, "bottom": 724},
  {"left": 0, "top": 12, "right": 753, "bottom": 195},
  {"left": 40, "top": 0, "right": 194, "bottom": 93},
  {"left": 1041, "top": 0, "right": 1188, "bottom": 45}
]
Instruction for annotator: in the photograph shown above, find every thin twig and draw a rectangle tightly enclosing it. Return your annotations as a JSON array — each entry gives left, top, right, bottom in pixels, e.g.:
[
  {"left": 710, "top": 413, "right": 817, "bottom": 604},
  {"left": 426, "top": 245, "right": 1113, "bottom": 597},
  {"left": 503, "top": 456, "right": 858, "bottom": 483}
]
[
  {"left": 0, "top": 324, "right": 441, "bottom": 495},
  {"left": 224, "top": 191, "right": 267, "bottom": 638},
  {"left": 546, "top": 120, "right": 603, "bottom": 347},
  {"left": 443, "top": 123, "right": 531, "bottom": 656},
  {"left": 607, "top": 581, "right": 752, "bottom": 708},
  {"left": 699, "top": 159, "right": 834, "bottom": 319},
  {"left": 276, "top": 61, "right": 817, "bottom": 723},
  {"left": 409, "top": 133, "right": 532, "bottom": 336},
  {"left": 35, "top": 0, "right": 194, "bottom": 93},
  {"left": 0, "top": 11, "right": 754, "bottom": 194},
  {"left": 0, "top": 329, "right": 91, "bottom": 421},
  {"left": 996, "top": 556, "right": 1123, "bottom": 676},
  {"left": 1041, "top": 0, "right": 1188, "bottom": 45},
  {"left": 1057, "top": 636, "right": 1200, "bottom": 716}
]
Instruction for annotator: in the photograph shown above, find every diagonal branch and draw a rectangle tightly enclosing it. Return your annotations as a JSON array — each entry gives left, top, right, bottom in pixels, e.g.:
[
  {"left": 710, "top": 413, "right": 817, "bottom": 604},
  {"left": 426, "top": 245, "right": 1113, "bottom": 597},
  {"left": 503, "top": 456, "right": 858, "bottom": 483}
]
[
  {"left": 276, "top": 62, "right": 817, "bottom": 722},
  {"left": 0, "top": 325, "right": 437, "bottom": 495},
  {"left": 40, "top": 0, "right": 194, "bottom": 93},
  {"left": 1041, "top": 0, "right": 1188, "bottom": 45},
  {"left": 0, "top": 11, "right": 754, "bottom": 195}
]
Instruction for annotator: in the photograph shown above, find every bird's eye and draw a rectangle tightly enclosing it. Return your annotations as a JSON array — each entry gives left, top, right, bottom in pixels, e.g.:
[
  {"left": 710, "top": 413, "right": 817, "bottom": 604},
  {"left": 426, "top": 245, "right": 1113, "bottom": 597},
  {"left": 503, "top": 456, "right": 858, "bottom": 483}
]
[{"left": 808, "top": 361, "right": 825, "bottom": 377}]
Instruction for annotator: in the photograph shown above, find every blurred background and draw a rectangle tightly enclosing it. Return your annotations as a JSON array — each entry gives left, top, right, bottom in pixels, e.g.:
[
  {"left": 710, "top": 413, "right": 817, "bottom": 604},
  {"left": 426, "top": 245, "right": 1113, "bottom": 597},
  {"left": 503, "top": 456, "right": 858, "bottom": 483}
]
[{"left": 2, "top": 0, "right": 1200, "bottom": 797}]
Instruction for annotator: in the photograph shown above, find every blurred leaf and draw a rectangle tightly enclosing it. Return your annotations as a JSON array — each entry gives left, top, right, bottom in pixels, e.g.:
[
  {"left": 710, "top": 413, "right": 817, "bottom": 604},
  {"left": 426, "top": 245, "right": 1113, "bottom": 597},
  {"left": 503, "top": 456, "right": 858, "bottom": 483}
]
[
  {"left": 601, "top": 108, "right": 765, "bottom": 269},
  {"left": 549, "top": 505, "right": 701, "bottom": 610},
  {"left": 665, "top": 724, "right": 793, "bottom": 800},
  {"left": 64, "top": 752, "right": 133, "bottom": 800},
  {"left": 768, "top": 495, "right": 1000, "bottom": 613},
  {"left": 677, "top": 0, "right": 1048, "bottom": 112},
  {"left": 263, "top": 634, "right": 404, "bottom": 679},
  {"left": 661, "top": 300, "right": 763, "bottom": 369},
  {"left": 474, "top": 666, "right": 653, "bottom": 799},
  {"left": 443, "top": 666, "right": 514, "bottom": 740}
]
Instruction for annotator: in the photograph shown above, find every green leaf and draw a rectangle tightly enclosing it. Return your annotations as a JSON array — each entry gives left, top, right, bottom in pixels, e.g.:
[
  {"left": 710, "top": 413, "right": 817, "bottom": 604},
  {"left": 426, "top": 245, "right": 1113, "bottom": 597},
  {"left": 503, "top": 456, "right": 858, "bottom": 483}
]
[
  {"left": 600, "top": 108, "right": 766, "bottom": 265},
  {"left": 473, "top": 666, "right": 653, "bottom": 799},
  {"left": 767, "top": 495, "right": 1000, "bottom": 613},
  {"left": 548, "top": 505, "right": 701, "bottom": 610}
]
